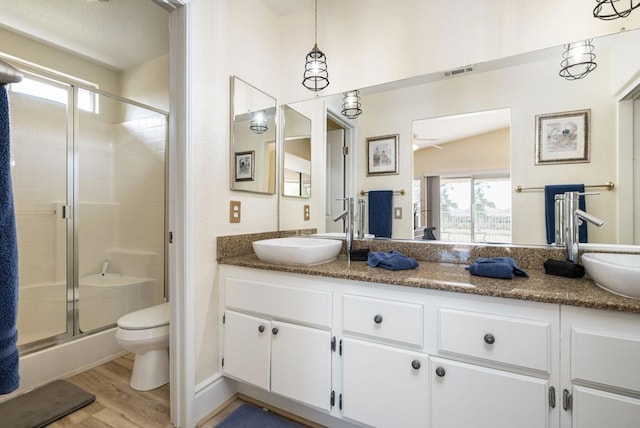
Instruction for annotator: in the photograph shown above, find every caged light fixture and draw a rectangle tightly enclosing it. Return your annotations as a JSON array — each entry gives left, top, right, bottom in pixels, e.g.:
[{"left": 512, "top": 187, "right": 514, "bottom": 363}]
[
  {"left": 341, "top": 90, "right": 362, "bottom": 119},
  {"left": 593, "top": 0, "right": 640, "bottom": 20},
  {"left": 302, "top": 0, "right": 329, "bottom": 91},
  {"left": 250, "top": 110, "right": 268, "bottom": 134},
  {"left": 559, "top": 39, "right": 597, "bottom": 81}
]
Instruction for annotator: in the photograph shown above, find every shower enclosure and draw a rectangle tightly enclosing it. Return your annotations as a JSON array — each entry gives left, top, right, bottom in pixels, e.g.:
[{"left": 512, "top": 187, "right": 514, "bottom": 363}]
[{"left": 8, "top": 69, "right": 167, "bottom": 352}]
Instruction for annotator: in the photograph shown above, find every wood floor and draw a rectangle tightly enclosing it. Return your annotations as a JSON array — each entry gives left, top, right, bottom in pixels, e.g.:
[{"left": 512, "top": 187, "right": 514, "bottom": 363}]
[
  {"left": 50, "top": 354, "right": 171, "bottom": 427},
  {"left": 49, "top": 354, "right": 317, "bottom": 427}
]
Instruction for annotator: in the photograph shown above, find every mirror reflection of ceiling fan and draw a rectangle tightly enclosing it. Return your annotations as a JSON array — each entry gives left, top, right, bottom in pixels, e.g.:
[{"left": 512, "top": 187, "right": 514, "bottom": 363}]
[{"left": 412, "top": 133, "right": 444, "bottom": 150}]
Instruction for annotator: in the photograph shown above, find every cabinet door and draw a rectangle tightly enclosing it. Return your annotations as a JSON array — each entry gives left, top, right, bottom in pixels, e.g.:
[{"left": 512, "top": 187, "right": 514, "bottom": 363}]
[
  {"left": 270, "top": 321, "right": 332, "bottom": 411},
  {"left": 573, "top": 386, "right": 640, "bottom": 428},
  {"left": 430, "top": 357, "right": 549, "bottom": 428},
  {"left": 222, "top": 310, "right": 270, "bottom": 390},
  {"left": 342, "top": 337, "right": 428, "bottom": 428}
]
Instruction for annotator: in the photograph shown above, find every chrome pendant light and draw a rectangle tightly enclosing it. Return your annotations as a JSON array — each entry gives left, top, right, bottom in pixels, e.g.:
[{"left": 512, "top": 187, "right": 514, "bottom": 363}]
[
  {"left": 593, "top": 0, "right": 640, "bottom": 20},
  {"left": 302, "top": 0, "right": 329, "bottom": 91},
  {"left": 341, "top": 90, "right": 362, "bottom": 119},
  {"left": 559, "top": 40, "right": 597, "bottom": 80},
  {"left": 250, "top": 110, "right": 268, "bottom": 134}
]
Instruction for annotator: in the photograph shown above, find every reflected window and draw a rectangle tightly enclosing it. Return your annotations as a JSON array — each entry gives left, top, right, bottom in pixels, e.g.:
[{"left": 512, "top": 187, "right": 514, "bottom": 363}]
[{"left": 437, "top": 176, "right": 511, "bottom": 243}]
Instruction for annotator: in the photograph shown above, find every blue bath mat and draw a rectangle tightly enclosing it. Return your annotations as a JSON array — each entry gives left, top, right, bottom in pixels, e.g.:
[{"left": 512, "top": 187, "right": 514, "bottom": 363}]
[{"left": 217, "top": 403, "right": 307, "bottom": 428}]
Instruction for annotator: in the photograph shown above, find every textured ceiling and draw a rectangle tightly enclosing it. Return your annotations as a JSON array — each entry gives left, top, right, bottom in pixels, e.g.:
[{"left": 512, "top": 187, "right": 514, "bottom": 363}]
[{"left": 0, "top": 0, "right": 169, "bottom": 71}]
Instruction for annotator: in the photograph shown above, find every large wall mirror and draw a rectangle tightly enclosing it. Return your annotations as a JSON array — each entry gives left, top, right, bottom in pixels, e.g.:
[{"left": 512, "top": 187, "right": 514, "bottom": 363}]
[
  {"left": 230, "top": 76, "right": 277, "bottom": 194},
  {"left": 282, "top": 105, "right": 312, "bottom": 198},
  {"left": 279, "top": 28, "right": 640, "bottom": 247}
]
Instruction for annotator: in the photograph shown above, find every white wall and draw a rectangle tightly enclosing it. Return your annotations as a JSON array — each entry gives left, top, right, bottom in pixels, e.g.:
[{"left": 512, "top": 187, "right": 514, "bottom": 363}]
[
  {"left": 278, "top": 0, "right": 640, "bottom": 104},
  {"left": 190, "top": 0, "right": 280, "bottom": 384},
  {"left": 121, "top": 54, "right": 170, "bottom": 111}
]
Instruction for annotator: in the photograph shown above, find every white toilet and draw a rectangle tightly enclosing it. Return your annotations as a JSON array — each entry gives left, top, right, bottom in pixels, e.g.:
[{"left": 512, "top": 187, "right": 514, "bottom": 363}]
[{"left": 116, "top": 302, "right": 170, "bottom": 391}]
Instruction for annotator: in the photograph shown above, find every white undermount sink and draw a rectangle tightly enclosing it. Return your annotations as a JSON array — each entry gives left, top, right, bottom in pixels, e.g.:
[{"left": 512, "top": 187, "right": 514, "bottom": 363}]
[
  {"left": 252, "top": 237, "right": 343, "bottom": 266},
  {"left": 581, "top": 253, "right": 640, "bottom": 300}
]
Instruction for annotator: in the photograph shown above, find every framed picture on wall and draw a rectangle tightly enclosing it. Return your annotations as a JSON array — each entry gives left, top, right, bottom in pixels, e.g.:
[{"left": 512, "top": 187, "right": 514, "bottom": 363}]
[
  {"left": 235, "top": 150, "right": 255, "bottom": 181},
  {"left": 367, "top": 134, "right": 399, "bottom": 176},
  {"left": 535, "top": 109, "right": 590, "bottom": 165}
]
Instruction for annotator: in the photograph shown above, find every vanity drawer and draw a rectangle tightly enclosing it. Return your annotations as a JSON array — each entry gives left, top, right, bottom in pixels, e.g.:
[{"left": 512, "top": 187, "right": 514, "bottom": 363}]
[
  {"left": 225, "top": 276, "right": 332, "bottom": 329},
  {"left": 438, "top": 308, "right": 550, "bottom": 372},
  {"left": 572, "top": 328, "right": 640, "bottom": 394},
  {"left": 343, "top": 294, "right": 423, "bottom": 348}
]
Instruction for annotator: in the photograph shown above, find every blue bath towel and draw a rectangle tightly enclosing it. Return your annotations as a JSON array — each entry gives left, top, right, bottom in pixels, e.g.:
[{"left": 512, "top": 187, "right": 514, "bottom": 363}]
[
  {"left": 544, "top": 184, "right": 587, "bottom": 245},
  {"left": 467, "top": 257, "right": 529, "bottom": 279},
  {"left": 368, "top": 250, "right": 419, "bottom": 271},
  {"left": 0, "top": 86, "right": 19, "bottom": 394},
  {"left": 368, "top": 190, "right": 393, "bottom": 238}
]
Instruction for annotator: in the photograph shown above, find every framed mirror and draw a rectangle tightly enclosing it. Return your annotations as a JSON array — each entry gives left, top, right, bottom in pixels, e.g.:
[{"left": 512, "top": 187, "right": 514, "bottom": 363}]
[
  {"left": 230, "top": 76, "right": 277, "bottom": 194},
  {"left": 282, "top": 105, "right": 312, "bottom": 198}
]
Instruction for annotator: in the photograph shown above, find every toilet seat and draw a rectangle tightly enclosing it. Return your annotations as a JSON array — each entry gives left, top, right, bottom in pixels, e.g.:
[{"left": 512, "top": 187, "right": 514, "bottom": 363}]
[
  {"left": 116, "top": 325, "right": 169, "bottom": 342},
  {"left": 117, "top": 302, "right": 169, "bottom": 330}
]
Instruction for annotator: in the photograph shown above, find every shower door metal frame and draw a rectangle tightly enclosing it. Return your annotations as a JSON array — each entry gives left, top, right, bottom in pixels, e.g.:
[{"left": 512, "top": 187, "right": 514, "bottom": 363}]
[{"left": 13, "top": 64, "right": 169, "bottom": 353}]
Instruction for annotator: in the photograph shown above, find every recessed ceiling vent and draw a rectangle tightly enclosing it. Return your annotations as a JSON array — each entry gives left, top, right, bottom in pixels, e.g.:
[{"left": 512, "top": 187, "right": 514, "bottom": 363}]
[{"left": 444, "top": 65, "right": 474, "bottom": 77}]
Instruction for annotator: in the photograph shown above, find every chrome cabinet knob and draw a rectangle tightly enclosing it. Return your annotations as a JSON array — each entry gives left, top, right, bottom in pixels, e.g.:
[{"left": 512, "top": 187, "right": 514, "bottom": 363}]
[
  {"left": 272, "top": 327, "right": 279, "bottom": 335},
  {"left": 435, "top": 366, "right": 446, "bottom": 377},
  {"left": 411, "top": 360, "right": 421, "bottom": 370},
  {"left": 484, "top": 333, "right": 495, "bottom": 345},
  {"left": 374, "top": 314, "right": 383, "bottom": 324},
  {"left": 258, "top": 325, "right": 265, "bottom": 333}
]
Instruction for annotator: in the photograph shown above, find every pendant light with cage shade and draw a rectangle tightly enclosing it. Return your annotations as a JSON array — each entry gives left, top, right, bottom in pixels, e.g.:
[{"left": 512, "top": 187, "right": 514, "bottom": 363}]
[
  {"left": 341, "top": 90, "right": 362, "bottom": 119},
  {"left": 302, "top": 0, "right": 329, "bottom": 91},
  {"left": 559, "top": 39, "right": 597, "bottom": 80},
  {"left": 250, "top": 110, "right": 268, "bottom": 134},
  {"left": 593, "top": 0, "right": 640, "bottom": 20}
]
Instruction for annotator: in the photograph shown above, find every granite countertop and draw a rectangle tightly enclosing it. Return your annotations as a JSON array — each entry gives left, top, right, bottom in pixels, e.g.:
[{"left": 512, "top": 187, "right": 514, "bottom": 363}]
[{"left": 219, "top": 253, "right": 640, "bottom": 314}]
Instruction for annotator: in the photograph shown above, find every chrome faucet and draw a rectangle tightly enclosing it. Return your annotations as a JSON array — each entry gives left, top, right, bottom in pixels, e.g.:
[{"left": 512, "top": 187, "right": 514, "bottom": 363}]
[
  {"left": 100, "top": 259, "right": 110, "bottom": 276},
  {"left": 333, "top": 197, "right": 355, "bottom": 261},
  {"left": 560, "top": 191, "right": 605, "bottom": 263}
]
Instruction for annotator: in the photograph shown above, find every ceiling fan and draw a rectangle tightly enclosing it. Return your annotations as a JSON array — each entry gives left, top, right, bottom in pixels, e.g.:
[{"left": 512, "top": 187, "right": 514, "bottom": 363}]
[{"left": 412, "top": 133, "right": 444, "bottom": 150}]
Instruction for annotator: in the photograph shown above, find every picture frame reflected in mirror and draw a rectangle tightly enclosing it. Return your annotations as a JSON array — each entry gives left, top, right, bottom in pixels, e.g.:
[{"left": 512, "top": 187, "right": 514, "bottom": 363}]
[
  {"left": 535, "top": 109, "right": 590, "bottom": 165},
  {"left": 367, "top": 134, "right": 399, "bottom": 176},
  {"left": 235, "top": 150, "right": 255, "bottom": 181}
]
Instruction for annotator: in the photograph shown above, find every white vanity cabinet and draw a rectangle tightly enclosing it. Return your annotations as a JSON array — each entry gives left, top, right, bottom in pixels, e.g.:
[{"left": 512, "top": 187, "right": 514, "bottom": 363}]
[
  {"left": 560, "top": 306, "right": 640, "bottom": 428},
  {"left": 430, "top": 357, "right": 549, "bottom": 428},
  {"left": 221, "top": 269, "right": 334, "bottom": 411},
  {"left": 432, "top": 305, "right": 557, "bottom": 428},
  {"left": 341, "top": 294, "right": 428, "bottom": 428}
]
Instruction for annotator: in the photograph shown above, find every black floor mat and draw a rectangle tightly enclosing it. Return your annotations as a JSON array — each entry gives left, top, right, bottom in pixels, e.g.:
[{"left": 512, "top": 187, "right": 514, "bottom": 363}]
[{"left": 0, "top": 379, "right": 95, "bottom": 428}]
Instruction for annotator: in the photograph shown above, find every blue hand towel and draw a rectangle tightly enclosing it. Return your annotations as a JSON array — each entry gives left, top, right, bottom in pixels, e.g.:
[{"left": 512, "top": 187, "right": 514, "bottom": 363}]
[
  {"left": 544, "top": 184, "right": 587, "bottom": 245},
  {"left": 368, "top": 250, "right": 419, "bottom": 271},
  {"left": 368, "top": 190, "right": 393, "bottom": 238},
  {"left": 0, "top": 87, "right": 19, "bottom": 394},
  {"left": 466, "top": 257, "right": 529, "bottom": 279}
]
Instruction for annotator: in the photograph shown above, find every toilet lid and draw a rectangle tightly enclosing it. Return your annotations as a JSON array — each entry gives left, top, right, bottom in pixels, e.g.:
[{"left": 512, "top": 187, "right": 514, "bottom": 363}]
[{"left": 117, "top": 302, "right": 169, "bottom": 330}]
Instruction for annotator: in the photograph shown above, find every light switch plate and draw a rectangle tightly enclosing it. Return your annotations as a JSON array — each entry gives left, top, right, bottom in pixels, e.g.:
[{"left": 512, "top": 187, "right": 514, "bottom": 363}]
[
  {"left": 230, "top": 201, "right": 241, "bottom": 223},
  {"left": 304, "top": 205, "right": 310, "bottom": 221},
  {"left": 394, "top": 207, "right": 402, "bottom": 219}
]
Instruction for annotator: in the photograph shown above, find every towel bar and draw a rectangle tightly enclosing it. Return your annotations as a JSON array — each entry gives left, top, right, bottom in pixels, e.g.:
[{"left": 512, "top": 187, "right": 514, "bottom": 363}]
[
  {"left": 360, "top": 189, "right": 406, "bottom": 196},
  {"left": 514, "top": 181, "right": 615, "bottom": 193}
]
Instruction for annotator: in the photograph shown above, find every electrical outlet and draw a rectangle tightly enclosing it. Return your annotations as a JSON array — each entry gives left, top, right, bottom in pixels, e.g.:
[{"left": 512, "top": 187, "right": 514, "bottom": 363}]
[
  {"left": 304, "top": 205, "right": 310, "bottom": 221},
  {"left": 230, "top": 201, "right": 241, "bottom": 223},
  {"left": 394, "top": 207, "right": 402, "bottom": 219}
]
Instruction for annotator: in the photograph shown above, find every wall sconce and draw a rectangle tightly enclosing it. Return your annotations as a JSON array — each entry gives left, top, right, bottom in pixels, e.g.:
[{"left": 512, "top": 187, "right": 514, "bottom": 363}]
[
  {"left": 250, "top": 110, "right": 268, "bottom": 134},
  {"left": 559, "top": 40, "right": 597, "bottom": 80},
  {"left": 302, "top": 0, "right": 329, "bottom": 91},
  {"left": 341, "top": 90, "right": 362, "bottom": 119},
  {"left": 593, "top": 0, "right": 639, "bottom": 20}
]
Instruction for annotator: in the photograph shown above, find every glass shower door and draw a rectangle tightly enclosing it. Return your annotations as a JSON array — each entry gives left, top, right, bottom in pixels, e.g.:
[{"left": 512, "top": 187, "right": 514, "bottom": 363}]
[
  {"left": 76, "top": 90, "right": 167, "bottom": 333},
  {"left": 9, "top": 75, "right": 72, "bottom": 346}
]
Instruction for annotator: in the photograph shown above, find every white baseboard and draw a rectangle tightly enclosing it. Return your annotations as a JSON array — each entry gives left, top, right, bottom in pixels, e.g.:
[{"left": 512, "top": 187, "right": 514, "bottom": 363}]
[{"left": 194, "top": 373, "right": 237, "bottom": 424}]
